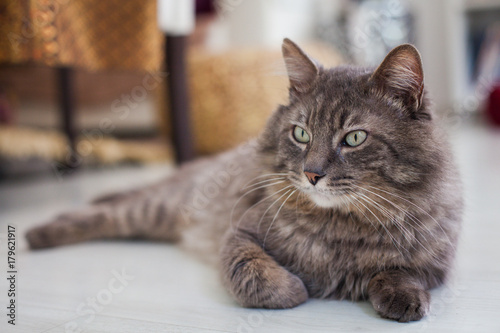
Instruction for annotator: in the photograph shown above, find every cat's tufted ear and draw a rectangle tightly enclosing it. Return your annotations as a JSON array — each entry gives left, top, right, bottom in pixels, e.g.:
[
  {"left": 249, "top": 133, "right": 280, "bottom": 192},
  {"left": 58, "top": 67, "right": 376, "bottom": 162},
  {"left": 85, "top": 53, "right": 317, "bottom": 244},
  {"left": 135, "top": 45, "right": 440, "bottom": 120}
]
[
  {"left": 282, "top": 38, "right": 319, "bottom": 94},
  {"left": 371, "top": 44, "right": 425, "bottom": 112}
]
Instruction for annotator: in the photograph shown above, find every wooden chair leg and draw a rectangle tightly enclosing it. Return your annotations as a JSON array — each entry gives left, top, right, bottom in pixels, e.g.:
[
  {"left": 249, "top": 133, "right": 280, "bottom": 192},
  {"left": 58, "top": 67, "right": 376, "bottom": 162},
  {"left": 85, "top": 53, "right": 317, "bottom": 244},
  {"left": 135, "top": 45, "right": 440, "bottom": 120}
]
[
  {"left": 165, "top": 35, "right": 195, "bottom": 164},
  {"left": 58, "top": 66, "right": 78, "bottom": 168}
]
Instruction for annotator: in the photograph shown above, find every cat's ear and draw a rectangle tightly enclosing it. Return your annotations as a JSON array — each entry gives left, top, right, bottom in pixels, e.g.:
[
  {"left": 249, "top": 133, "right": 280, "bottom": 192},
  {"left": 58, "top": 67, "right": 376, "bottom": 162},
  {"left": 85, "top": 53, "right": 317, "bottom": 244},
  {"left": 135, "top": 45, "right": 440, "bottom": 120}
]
[
  {"left": 282, "top": 38, "right": 319, "bottom": 94},
  {"left": 371, "top": 44, "right": 425, "bottom": 111}
]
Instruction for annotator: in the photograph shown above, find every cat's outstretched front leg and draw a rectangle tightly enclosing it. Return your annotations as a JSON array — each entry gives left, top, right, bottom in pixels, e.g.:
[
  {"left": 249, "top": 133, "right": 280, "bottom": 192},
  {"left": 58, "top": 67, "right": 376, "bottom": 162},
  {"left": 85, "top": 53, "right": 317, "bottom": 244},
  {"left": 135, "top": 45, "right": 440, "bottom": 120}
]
[
  {"left": 220, "top": 229, "right": 308, "bottom": 309},
  {"left": 26, "top": 208, "right": 120, "bottom": 249},
  {"left": 26, "top": 188, "right": 179, "bottom": 249},
  {"left": 368, "top": 270, "right": 431, "bottom": 322}
]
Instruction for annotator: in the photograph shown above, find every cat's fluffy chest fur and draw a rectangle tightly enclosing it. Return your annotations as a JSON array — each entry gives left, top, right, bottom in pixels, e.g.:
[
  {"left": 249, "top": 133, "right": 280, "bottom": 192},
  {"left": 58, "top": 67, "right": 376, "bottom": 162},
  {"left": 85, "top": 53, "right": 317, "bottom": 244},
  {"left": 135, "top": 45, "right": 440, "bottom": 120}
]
[
  {"left": 239, "top": 194, "right": 424, "bottom": 301},
  {"left": 265, "top": 212, "right": 378, "bottom": 300}
]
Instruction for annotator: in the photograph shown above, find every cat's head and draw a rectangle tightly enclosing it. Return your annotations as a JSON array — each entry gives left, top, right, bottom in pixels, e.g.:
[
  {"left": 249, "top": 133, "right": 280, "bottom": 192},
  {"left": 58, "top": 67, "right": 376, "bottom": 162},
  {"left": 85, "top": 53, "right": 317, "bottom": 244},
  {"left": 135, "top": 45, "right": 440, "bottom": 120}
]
[{"left": 260, "top": 39, "right": 445, "bottom": 210}]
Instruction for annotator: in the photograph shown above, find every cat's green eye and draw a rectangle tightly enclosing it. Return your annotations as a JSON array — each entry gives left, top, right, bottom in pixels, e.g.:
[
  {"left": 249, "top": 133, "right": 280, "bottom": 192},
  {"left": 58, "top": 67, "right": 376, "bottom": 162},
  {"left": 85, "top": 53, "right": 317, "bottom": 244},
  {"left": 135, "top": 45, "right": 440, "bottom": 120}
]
[
  {"left": 344, "top": 130, "right": 367, "bottom": 147},
  {"left": 293, "top": 126, "right": 310, "bottom": 144}
]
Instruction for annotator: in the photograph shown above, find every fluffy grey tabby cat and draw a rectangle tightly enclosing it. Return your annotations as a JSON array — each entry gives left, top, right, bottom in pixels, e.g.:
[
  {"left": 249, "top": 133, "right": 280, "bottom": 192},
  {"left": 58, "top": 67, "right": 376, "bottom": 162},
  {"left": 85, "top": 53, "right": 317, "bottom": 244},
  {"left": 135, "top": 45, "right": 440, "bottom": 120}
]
[{"left": 26, "top": 39, "right": 463, "bottom": 322}]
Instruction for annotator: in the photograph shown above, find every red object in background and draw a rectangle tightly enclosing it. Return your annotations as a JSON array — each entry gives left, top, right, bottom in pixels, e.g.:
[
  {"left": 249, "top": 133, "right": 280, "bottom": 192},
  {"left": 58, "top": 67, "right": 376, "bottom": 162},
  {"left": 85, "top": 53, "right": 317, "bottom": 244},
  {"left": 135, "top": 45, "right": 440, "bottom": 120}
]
[
  {"left": 487, "top": 84, "right": 500, "bottom": 127},
  {"left": 196, "top": 0, "right": 215, "bottom": 14}
]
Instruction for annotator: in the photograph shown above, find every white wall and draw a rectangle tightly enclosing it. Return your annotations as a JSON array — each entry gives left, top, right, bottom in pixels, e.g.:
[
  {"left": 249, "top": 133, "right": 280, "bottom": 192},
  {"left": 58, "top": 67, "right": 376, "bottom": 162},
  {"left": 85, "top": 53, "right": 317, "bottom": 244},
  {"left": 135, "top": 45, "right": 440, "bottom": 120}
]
[
  {"left": 211, "top": 0, "right": 474, "bottom": 114},
  {"left": 208, "top": 0, "right": 319, "bottom": 50},
  {"left": 409, "top": 0, "right": 469, "bottom": 114}
]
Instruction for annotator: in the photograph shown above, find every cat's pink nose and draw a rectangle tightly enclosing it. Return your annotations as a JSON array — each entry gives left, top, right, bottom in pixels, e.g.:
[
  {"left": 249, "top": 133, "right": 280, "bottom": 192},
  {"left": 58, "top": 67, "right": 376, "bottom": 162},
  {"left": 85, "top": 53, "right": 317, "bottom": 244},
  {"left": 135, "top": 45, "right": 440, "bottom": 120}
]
[{"left": 304, "top": 171, "right": 325, "bottom": 186}]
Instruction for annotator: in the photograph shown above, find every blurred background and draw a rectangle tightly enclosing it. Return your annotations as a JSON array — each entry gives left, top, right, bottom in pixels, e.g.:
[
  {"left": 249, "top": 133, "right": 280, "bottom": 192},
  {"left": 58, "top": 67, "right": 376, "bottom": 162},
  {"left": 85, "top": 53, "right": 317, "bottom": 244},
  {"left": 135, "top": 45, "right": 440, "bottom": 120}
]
[
  {"left": 2, "top": 2, "right": 499, "bottom": 331},
  {"left": 0, "top": 0, "right": 499, "bottom": 179}
]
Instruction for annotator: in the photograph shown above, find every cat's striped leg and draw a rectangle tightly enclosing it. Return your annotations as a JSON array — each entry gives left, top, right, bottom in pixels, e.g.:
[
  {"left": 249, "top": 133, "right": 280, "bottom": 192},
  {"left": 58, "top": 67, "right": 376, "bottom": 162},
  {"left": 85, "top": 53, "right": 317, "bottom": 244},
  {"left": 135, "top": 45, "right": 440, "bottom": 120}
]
[
  {"left": 220, "top": 229, "right": 308, "bottom": 308},
  {"left": 26, "top": 189, "right": 180, "bottom": 249},
  {"left": 26, "top": 207, "right": 120, "bottom": 249}
]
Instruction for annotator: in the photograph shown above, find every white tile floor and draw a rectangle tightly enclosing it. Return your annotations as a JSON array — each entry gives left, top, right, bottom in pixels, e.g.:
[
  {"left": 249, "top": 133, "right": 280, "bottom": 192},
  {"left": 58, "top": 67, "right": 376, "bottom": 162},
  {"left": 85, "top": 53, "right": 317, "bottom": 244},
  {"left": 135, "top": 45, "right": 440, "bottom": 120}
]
[{"left": 1, "top": 123, "right": 500, "bottom": 333}]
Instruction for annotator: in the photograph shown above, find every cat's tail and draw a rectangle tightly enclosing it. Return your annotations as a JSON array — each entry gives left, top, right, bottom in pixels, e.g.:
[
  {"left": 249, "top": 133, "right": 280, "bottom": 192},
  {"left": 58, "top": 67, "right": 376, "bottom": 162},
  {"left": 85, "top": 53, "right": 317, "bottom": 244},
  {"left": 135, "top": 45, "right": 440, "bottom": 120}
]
[{"left": 26, "top": 188, "right": 181, "bottom": 250}]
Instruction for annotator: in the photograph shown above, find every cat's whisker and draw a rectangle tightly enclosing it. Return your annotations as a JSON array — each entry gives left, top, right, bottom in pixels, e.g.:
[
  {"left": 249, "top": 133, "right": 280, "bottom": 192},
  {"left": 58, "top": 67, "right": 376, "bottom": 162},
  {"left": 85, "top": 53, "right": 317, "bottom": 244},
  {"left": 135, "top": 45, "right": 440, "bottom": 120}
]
[
  {"left": 230, "top": 180, "right": 286, "bottom": 228},
  {"left": 263, "top": 189, "right": 297, "bottom": 249},
  {"left": 351, "top": 184, "right": 429, "bottom": 232},
  {"left": 354, "top": 188, "right": 432, "bottom": 245},
  {"left": 292, "top": 189, "right": 313, "bottom": 214},
  {"left": 349, "top": 195, "right": 391, "bottom": 243},
  {"left": 295, "top": 191, "right": 303, "bottom": 217},
  {"left": 354, "top": 184, "right": 454, "bottom": 248},
  {"left": 241, "top": 173, "right": 289, "bottom": 189},
  {"left": 355, "top": 192, "right": 410, "bottom": 238},
  {"left": 256, "top": 188, "right": 293, "bottom": 235},
  {"left": 239, "top": 180, "right": 287, "bottom": 198},
  {"left": 349, "top": 193, "right": 406, "bottom": 257},
  {"left": 371, "top": 185, "right": 455, "bottom": 248},
  {"left": 355, "top": 188, "right": 446, "bottom": 263},
  {"left": 339, "top": 195, "right": 358, "bottom": 230},
  {"left": 234, "top": 185, "right": 293, "bottom": 231},
  {"left": 341, "top": 193, "right": 366, "bottom": 300},
  {"left": 339, "top": 195, "right": 350, "bottom": 216},
  {"left": 242, "top": 177, "right": 286, "bottom": 190},
  {"left": 345, "top": 194, "right": 386, "bottom": 273},
  {"left": 346, "top": 192, "right": 391, "bottom": 239},
  {"left": 340, "top": 193, "right": 355, "bottom": 217},
  {"left": 356, "top": 192, "right": 417, "bottom": 251},
  {"left": 356, "top": 191, "right": 438, "bottom": 262}
]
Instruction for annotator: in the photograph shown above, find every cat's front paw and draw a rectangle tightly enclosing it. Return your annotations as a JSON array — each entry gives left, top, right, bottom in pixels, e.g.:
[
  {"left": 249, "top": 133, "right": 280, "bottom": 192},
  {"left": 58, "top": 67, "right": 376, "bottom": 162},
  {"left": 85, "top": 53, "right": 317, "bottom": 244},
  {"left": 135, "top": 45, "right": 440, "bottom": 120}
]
[
  {"left": 26, "top": 225, "right": 56, "bottom": 249},
  {"left": 368, "top": 273, "right": 430, "bottom": 322},
  {"left": 226, "top": 257, "right": 308, "bottom": 309}
]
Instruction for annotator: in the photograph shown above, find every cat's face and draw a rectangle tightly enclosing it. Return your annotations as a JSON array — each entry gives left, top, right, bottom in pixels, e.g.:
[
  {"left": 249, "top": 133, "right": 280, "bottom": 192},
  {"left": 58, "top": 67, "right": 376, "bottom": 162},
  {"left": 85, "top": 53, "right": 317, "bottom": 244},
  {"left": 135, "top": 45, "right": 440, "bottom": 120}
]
[{"left": 262, "top": 39, "right": 441, "bottom": 209}]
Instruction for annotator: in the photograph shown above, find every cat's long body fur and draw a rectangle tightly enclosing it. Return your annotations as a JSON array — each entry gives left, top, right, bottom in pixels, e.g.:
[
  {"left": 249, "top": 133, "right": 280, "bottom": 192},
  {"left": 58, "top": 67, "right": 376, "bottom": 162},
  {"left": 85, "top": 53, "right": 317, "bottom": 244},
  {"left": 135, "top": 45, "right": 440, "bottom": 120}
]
[{"left": 26, "top": 39, "right": 462, "bottom": 322}]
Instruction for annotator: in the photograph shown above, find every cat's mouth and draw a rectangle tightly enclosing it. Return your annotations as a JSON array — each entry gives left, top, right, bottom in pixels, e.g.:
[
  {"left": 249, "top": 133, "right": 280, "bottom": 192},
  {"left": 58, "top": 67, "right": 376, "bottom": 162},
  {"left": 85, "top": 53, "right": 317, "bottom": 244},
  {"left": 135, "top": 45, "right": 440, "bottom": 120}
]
[
  {"left": 287, "top": 173, "right": 351, "bottom": 208},
  {"left": 302, "top": 187, "right": 347, "bottom": 208}
]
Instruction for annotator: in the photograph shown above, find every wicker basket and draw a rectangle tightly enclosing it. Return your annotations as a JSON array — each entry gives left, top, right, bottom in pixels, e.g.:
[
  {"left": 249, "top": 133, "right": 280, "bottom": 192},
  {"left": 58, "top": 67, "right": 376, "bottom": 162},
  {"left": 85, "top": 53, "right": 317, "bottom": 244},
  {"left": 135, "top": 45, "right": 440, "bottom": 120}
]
[{"left": 185, "top": 42, "right": 344, "bottom": 154}]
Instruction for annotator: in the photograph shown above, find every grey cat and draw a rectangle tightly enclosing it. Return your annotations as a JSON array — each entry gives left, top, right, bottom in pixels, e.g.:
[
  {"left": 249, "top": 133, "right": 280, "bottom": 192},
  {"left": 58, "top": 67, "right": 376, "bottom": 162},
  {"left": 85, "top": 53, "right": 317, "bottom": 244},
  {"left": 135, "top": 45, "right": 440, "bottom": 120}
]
[{"left": 26, "top": 39, "right": 463, "bottom": 322}]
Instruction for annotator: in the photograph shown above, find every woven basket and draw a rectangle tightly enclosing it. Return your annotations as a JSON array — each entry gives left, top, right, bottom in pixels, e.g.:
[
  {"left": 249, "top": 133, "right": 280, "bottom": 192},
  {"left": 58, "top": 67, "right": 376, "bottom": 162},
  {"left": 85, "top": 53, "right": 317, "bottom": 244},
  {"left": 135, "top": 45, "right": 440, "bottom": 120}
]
[{"left": 185, "top": 43, "right": 344, "bottom": 154}]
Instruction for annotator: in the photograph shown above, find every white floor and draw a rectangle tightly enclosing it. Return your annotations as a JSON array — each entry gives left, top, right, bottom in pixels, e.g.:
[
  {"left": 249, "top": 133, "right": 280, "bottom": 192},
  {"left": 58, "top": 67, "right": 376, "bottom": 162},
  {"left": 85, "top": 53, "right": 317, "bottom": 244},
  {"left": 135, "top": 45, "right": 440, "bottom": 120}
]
[{"left": 1, "top": 123, "right": 500, "bottom": 333}]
